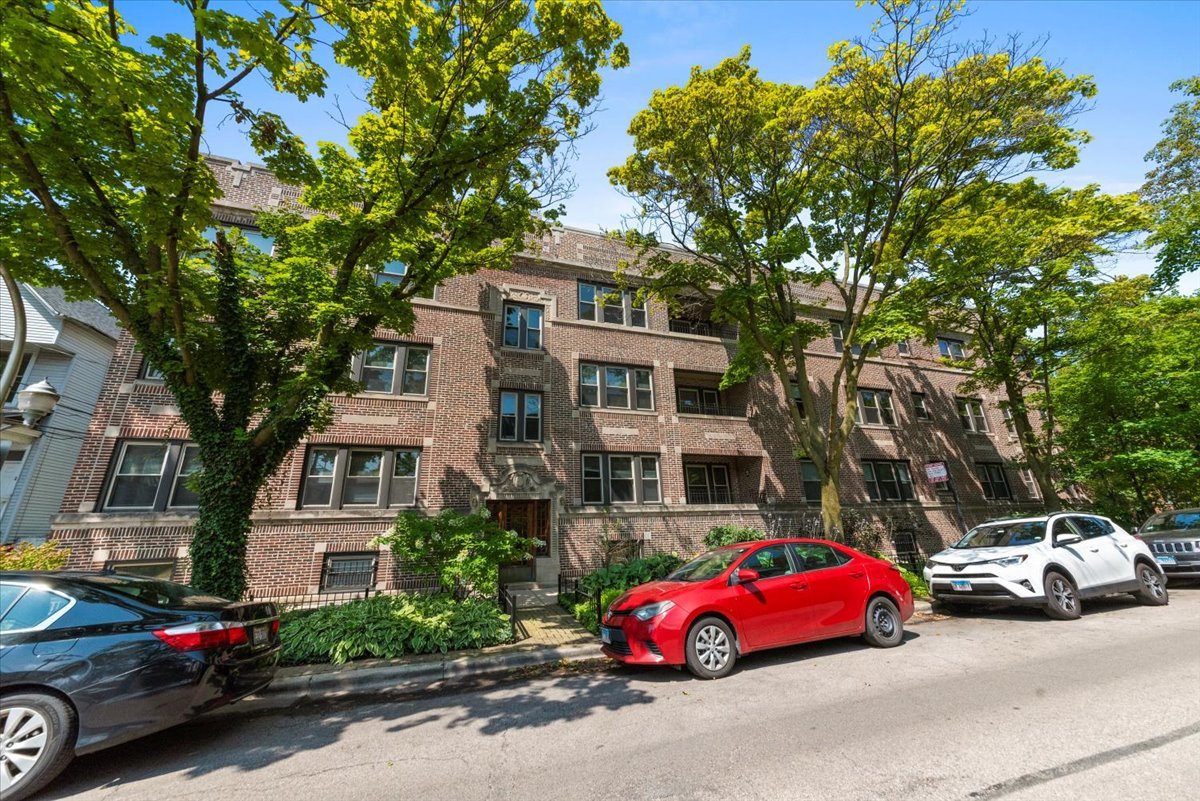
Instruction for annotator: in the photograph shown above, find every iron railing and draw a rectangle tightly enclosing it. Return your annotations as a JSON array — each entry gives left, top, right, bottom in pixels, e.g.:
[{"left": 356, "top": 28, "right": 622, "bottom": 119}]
[
  {"left": 676, "top": 401, "right": 740, "bottom": 417},
  {"left": 685, "top": 487, "right": 735, "bottom": 505},
  {"left": 668, "top": 319, "right": 739, "bottom": 339}
]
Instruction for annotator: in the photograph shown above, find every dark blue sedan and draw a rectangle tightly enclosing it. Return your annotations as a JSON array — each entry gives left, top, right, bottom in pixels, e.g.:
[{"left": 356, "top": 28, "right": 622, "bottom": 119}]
[{"left": 0, "top": 572, "right": 281, "bottom": 801}]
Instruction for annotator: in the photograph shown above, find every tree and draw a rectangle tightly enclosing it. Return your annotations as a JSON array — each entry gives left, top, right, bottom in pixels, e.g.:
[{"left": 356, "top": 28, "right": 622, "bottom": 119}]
[
  {"left": 1143, "top": 76, "right": 1200, "bottom": 289},
  {"left": 608, "top": 0, "right": 1094, "bottom": 537},
  {"left": 0, "top": 0, "right": 626, "bottom": 598},
  {"left": 915, "top": 180, "right": 1146, "bottom": 511},
  {"left": 1053, "top": 277, "right": 1200, "bottom": 526}
]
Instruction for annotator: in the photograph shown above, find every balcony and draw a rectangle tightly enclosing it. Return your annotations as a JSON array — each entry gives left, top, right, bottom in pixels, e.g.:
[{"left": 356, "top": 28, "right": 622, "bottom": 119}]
[
  {"left": 684, "top": 486, "right": 734, "bottom": 505},
  {"left": 668, "top": 319, "right": 739, "bottom": 339},
  {"left": 676, "top": 399, "right": 738, "bottom": 417}
]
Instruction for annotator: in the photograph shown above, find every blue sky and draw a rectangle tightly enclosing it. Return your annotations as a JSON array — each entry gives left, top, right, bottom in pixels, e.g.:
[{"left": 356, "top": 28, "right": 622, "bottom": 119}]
[{"left": 126, "top": 0, "right": 1200, "bottom": 291}]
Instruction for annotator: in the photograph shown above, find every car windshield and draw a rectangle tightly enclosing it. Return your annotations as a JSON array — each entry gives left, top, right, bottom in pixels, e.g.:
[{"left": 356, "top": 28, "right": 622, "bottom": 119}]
[
  {"left": 666, "top": 548, "right": 748, "bottom": 582},
  {"left": 83, "top": 575, "right": 227, "bottom": 607},
  {"left": 953, "top": 521, "right": 1047, "bottom": 549},
  {"left": 1141, "top": 511, "right": 1200, "bottom": 533}
]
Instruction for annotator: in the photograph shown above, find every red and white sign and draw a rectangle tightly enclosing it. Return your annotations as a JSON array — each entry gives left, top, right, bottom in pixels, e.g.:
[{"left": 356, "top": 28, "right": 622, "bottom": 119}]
[{"left": 924, "top": 461, "right": 949, "bottom": 483}]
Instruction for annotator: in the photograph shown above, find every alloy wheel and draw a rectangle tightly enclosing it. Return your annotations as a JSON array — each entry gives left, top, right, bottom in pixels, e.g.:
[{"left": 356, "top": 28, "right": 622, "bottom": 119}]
[
  {"left": 1141, "top": 568, "right": 1165, "bottom": 599},
  {"left": 0, "top": 706, "right": 49, "bottom": 793},
  {"left": 1051, "top": 579, "right": 1076, "bottom": 612},
  {"left": 694, "top": 624, "right": 730, "bottom": 671}
]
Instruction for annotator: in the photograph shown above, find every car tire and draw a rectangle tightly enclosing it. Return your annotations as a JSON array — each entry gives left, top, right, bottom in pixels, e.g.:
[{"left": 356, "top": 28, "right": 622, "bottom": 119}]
[
  {"left": 0, "top": 692, "right": 77, "bottom": 801},
  {"left": 1132, "top": 562, "right": 1169, "bottom": 606},
  {"left": 1043, "top": 571, "right": 1081, "bottom": 620},
  {"left": 862, "top": 596, "right": 905, "bottom": 647},
  {"left": 684, "top": 617, "right": 736, "bottom": 679}
]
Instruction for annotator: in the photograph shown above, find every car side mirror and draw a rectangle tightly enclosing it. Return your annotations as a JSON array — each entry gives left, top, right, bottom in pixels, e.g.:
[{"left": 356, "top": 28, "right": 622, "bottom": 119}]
[
  {"left": 1054, "top": 533, "right": 1083, "bottom": 547},
  {"left": 734, "top": 568, "right": 760, "bottom": 585}
]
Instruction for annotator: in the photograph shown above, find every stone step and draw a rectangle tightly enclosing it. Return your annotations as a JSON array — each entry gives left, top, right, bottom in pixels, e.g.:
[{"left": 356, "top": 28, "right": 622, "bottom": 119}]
[{"left": 508, "top": 586, "right": 561, "bottom": 608}]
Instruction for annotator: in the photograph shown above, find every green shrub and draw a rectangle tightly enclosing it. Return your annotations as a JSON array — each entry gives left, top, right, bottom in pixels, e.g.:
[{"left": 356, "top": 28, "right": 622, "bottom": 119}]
[
  {"left": 278, "top": 593, "right": 512, "bottom": 666},
  {"left": 578, "top": 553, "right": 683, "bottom": 595},
  {"left": 373, "top": 509, "right": 538, "bottom": 598},
  {"left": 0, "top": 542, "right": 70, "bottom": 571},
  {"left": 868, "top": 551, "right": 930, "bottom": 598},
  {"left": 572, "top": 587, "right": 625, "bottom": 634},
  {"left": 703, "top": 524, "right": 768, "bottom": 548}
]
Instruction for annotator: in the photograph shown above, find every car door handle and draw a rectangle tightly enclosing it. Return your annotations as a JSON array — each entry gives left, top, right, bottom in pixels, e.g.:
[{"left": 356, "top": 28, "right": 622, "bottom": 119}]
[
  {"left": 1118, "top": 543, "right": 1129, "bottom": 548},
  {"left": 849, "top": 571, "right": 866, "bottom": 579},
  {"left": 788, "top": 581, "right": 808, "bottom": 591}
]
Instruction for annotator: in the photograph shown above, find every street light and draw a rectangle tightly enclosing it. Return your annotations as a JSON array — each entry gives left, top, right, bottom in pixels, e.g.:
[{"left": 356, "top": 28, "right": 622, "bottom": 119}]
[{"left": 16, "top": 379, "right": 61, "bottom": 427}]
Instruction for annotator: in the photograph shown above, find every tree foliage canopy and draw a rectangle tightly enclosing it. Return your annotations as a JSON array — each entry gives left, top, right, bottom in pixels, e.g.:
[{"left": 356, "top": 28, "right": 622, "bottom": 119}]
[{"left": 1142, "top": 76, "right": 1200, "bottom": 289}]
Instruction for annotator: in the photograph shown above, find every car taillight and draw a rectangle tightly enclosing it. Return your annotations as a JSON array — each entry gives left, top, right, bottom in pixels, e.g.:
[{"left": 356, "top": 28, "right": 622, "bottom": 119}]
[
  {"left": 270, "top": 618, "right": 280, "bottom": 637},
  {"left": 154, "top": 621, "right": 248, "bottom": 652}
]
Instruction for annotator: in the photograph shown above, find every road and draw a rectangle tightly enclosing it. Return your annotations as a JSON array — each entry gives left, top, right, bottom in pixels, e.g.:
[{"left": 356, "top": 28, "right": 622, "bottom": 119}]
[{"left": 44, "top": 588, "right": 1200, "bottom": 801}]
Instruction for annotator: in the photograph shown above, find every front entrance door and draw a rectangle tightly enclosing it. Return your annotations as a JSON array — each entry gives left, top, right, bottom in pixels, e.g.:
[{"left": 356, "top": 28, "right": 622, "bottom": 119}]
[{"left": 489, "top": 499, "right": 550, "bottom": 585}]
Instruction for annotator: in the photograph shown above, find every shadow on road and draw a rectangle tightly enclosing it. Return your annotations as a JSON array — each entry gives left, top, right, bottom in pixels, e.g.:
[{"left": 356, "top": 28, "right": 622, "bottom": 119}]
[{"left": 931, "top": 591, "right": 1164, "bottom": 622}]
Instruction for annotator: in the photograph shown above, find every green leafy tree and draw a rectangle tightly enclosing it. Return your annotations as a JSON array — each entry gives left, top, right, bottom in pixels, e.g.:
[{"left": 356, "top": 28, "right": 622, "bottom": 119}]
[
  {"left": 916, "top": 180, "right": 1146, "bottom": 511},
  {"left": 608, "top": 0, "right": 1093, "bottom": 537},
  {"left": 0, "top": 0, "right": 626, "bottom": 598},
  {"left": 1143, "top": 77, "right": 1200, "bottom": 289},
  {"left": 1053, "top": 277, "right": 1200, "bottom": 525}
]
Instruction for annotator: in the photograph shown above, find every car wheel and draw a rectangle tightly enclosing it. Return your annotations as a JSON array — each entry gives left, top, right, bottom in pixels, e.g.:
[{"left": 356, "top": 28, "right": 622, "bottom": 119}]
[
  {"left": 685, "top": 617, "right": 736, "bottom": 679},
  {"left": 0, "top": 692, "right": 77, "bottom": 801},
  {"left": 1132, "top": 562, "right": 1168, "bottom": 606},
  {"left": 862, "top": 596, "right": 904, "bottom": 647},
  {"left": 1043, "top": 571, "right": 1081, "bottom": 620}
]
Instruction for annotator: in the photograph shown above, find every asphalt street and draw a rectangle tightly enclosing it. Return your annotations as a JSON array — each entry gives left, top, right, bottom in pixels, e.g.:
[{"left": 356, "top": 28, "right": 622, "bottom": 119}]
[{"left": 44, "top": 588, "right": 1200, "bottom": 801}]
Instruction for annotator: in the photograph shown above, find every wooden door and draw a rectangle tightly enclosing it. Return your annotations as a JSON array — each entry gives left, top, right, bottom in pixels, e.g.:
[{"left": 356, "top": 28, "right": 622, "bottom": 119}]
[{"left": 490, "top": 500, "right": 550, "bottom": 585}]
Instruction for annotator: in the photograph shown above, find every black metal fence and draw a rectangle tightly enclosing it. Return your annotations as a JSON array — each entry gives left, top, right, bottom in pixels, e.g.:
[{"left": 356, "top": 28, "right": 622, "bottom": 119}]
[{"left": 668, "top": 319, "right": 739, "bottom": 339}]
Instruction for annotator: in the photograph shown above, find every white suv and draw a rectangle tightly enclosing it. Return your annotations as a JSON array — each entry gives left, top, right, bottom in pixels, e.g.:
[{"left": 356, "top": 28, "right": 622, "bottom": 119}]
[{"left": 923, "top": 513, "right": 1168, "bottom": 619}]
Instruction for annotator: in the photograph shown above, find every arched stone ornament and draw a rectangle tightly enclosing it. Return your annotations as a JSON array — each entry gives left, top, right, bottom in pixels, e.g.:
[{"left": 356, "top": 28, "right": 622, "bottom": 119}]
[{"left": 470, "top": 467, "right": 565, "bottom": 584}]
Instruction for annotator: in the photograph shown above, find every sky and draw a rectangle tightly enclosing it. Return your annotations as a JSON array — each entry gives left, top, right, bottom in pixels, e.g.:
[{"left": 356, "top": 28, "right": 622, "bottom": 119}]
[{"left": 122, "top": 0, "right": 1200, "bottom": 292}]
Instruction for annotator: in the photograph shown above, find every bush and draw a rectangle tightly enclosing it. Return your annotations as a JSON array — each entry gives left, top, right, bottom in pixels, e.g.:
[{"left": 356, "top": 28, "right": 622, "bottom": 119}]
[
  {"left": 0, "top": 541, "right": 70, "bottom": 571},
  {"left": 373, "top": 509, "right": 538, "bottom": 598},
  {"left": 279, "top": 593, "right": 512, "bottom": 666},
  {"left": 572, "top": 587, "right": 625, "bottom": 635},
  {"left": 869, "top": 551, "right": 930, "bottom": 599},
  {"left": 703, "top": 524, "right": 768, "bottom": 548},
  {"left": 578, "top": 553, "right": 683, "bottom": 595}
]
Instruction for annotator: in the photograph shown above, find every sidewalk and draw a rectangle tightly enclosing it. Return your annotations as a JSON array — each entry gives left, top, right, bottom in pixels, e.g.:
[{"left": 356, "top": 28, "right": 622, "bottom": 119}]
[{"left": 224, "top": 597, "right": 935, "bottom": 714}]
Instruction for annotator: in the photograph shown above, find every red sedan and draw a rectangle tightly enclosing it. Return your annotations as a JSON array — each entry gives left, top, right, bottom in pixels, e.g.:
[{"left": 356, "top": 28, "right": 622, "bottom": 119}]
[{"left": 600, "top": 538, "right": 915, "bottom": 678}]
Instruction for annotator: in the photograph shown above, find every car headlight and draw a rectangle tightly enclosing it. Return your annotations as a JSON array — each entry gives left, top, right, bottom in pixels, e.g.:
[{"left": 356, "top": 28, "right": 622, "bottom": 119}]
[
  {"left": 926, "top": 558, "right": 946, "bottom": 567},
  {"left": 632, "top": 600, "right": 676, "bottom": 621},
  {"left": 986, "top": 555, "right": 1028, "bottom": 568}
]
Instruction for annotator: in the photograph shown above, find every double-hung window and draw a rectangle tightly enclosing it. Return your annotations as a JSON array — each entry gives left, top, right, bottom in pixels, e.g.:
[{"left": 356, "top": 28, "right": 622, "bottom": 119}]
[
  {"left": 578, "top": 282, "right": 647, "bottom": 328},
  {"left": 938, "top": 337, "right": 966, "bottom": 360},
  {"left": 503, "top": 304, "right": 544, "bottom": 350},
  {"left": 897, "top": 340, "right": 911, "bottom": 356},
  {"left": 856, "top": 389, "right": 896, "bottom": 426},
  {"left": 957, "top": 398, "right": 989, "bottom": 433},
  {"left": 789, "top": 381, "right": 807, "bottom": 419},
  {"left": 580, "top": 454, "right": 661, "bottom": 505},
  {"left": 831, "top": 322, "right": 862, "bottom": 356},
  {"left": 354, "top": 343, "right": 431, "bottom": 396},
  {"left": 104, "top": 441, "right": 201, "bottom": 511},
  {"left": 798, "top": 460, "right": 821, "bottom": 502},
  {"left": 579, "top": 363, "right": 654, "bottom": 410},
  {"left": 300, "top": 447, "right": 421, "bottom": 509},
  {"left": 911, "top": 392, "right": 930, "bottom": 420},
  {"left": 976, "top": 463, "right": 1012, "bottom": 500},
  {"left": 677, "top": 387, "right": 720, "bottom": 415},
  {"left": 685, "top": 464, "right": 732, "bottom": 504},
  {"left": 499, "top": 390, "right": 542, "bottom": 442},
  {"left": 862, "top": 460, "right": 916, "bottom": 502},
  {"left": 1001, "top": 406, "right": 1016, "bottom": 435}
]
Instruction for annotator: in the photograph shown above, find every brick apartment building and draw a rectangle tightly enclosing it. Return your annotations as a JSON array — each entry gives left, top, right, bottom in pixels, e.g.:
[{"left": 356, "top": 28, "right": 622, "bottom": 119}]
[{"left": 49, "top": 156, "right": 1042, "bottom": 596}]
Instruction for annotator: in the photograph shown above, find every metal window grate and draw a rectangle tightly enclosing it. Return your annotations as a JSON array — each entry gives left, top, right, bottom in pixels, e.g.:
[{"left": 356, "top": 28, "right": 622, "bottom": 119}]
[{"left": 321, "top": 554, "right": 378, "bottom": 591}]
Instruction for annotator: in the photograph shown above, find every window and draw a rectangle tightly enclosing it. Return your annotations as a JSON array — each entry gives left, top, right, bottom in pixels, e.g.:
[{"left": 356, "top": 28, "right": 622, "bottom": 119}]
[
  {"left": 976, "top": 463, "right": 1011, "bottom": 500},
  {"left": 499, "top": 390, "right": 542, "bottom": 442},
  {"left": 911, "top": 392, "right": 930, "bottom": 420},
  {"left": 897, "top": 340, "right": 910, "bottom": 356},
  {"left": 677, "top": 387, "right": 720, "bottom": 415},
  {"left": 1001, "top": 406, "right": 1016, "bottom": 435},
  {"left": 1, "top": 352, "right": 32, "bottom": 403},
  {"left": 1068, "top": 516, "right": 1111, "bottom": 540},
  {"left": 580, "top": 363, "right": 654, "bottom": 410},
  {"left": 503, "top": 304, "right": 544, "bottom": 350},
  {"left": 107, "top": 560, "right": 176, "bottom": 580},
  {"left": 578, "top": 282, "right": 647, "bottom": 328},
  {"left": 0, "top": 584, "right": 74, "bottom": 632},
  {"left": 830, "top": 322, "right": 862, "bottom": 356},
  {"left": 139, "top": 357, "right": 164, "bottom": 381},
  {"left": 957, "top": 398, "right": 989, "bottom": 433},
  {"left": 104, "top": 441, "right": 200, "bottom": 511},
  {"left": 1019, "top": 468, "right": 1039, "bottom": 499},
  {"left": 798, "top": 460, "right": 821, "bottom": 502},
  {"left": 580, "top": 454, "right": 661, "bottom": 505},
  {"left": 856, "top": 389, "right": 896, "bottom": 426},
  {"left": 353, "top": 343, "right": 430, "bottom": 396},
  {"left": 320, "top": 553, "right": 378, "bottom": 592},
  {"left": 863, "top": 460, "right": 916, "bottom": 502},
  {"left": 938, "top": 338, "right": 966, "bottom": 360},
  {"left": 789, "top": 381, "right": 807, "bottom": 419},
  {"left": 299, "top": 447, "right": 421, "bottom": 509},
  {"left": 791, "top": 542, "right": 847, "bottom": 571},
  {"left": 376, "top": 261, "right": 407, "bottom": 286},
  {"left": 741, "top": 544, "right": 793, "bottom": 579},
  {"left": 685, "top": 464, "right": 732, "bottom": 504}
]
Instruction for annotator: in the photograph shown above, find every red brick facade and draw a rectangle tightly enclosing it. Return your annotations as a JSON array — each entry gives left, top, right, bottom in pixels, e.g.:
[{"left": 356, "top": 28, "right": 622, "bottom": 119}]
[{"left": 50, "top": 158, "right": 1042, "bottom": 596}]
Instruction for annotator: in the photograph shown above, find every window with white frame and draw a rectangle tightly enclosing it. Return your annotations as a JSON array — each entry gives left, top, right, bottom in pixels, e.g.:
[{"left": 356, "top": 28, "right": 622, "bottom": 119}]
[
  {"left": 957, "top": 398, "right": 989, "bottom": 433},
  {"left": 677, "top": 386, "right": 721, "bottom": 415},
  {"left": 976, "top": 463, "right": 1012, "bottom": 500},
  {"left": 862, "top": 460, "right": 916, "bottom": 502},
  {"left": 1019, "top": 467, "right": 1040, "bottom": 499},
  {"left": 104, "top": 441, "right": 201, "bottom": 511},
  {"left": 376, "top": 261, "right": 407, "bottom": 287},
  {"left": 1001, "top": 405, "right": 1017, "bottom": 435},
  {"left": 499, "top": 390, "right": 542, "bottom": 442},
  {"left": 503, "top": 303, "right": 544, "bottom": 350},
  {"left": 685, "top": 463, "right": 732, "bottom": 504},
  {"left": 911, "top": 392, "right": 930, "bottom": 420},
  {"left": 830, "top": 321, "right": 862, "bottom": 356},
  {"left": 139, "top": 357, "right": 164, "bottom": 381},
  {"left": 855, "top": 389, "right": 897, "bottom": 426},
  {"left": 0, "top": 352, "right": 32, "bottom": 404},
  {"left": 938, "top": 337, "right": 966, "bottom": 360},
  {"left": 896, "top": 340, "right": 911, "bottom": 356},
  {"left": 107, "top": 560, "right": 176, "bottom": 580},
  {"left": 579, "top": 363, "right": 654, "bottom": 410},
  {"left": 577, "top": 282, "right": 647, "bottom": 328},
  {"left": 299, "top": 447, "right": 420, "bottom": 509},
  {"left": 580, "top": 454, "right": 660, "bottom": 505},
  {"left": 353, "top": 343, "right": 430, "bottom": 396}
]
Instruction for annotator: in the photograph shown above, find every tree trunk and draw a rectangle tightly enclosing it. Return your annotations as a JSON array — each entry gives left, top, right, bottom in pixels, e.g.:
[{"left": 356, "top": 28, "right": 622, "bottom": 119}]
[
  {"left": 820, "top": 473, "right": 843, "bottom": 541},
  {"left": 1003, "top": 380, "right": 1063, "bottom": 513},
  {"left": 188, "top": 443, "right": 263, "bottom": 599}
]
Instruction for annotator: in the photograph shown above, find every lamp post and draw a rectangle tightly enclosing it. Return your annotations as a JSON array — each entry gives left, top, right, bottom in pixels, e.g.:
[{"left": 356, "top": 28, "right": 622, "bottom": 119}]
[{"left": 1, "top": 379, "right": 62, "bottom": 466}]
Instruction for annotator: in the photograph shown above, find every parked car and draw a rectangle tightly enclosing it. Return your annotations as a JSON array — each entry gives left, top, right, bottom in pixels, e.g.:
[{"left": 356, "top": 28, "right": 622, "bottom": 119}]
[
  {"left": 0, "top": 572, "right": 281, "bottom": 801},
  {"left": 599, "top": 538, "right": 914, "bottom": 679},
  {"left": 1136, "top": 508, "right": 1200, "bottom": 581},
  {"left": 923, "top": 513, "right": 1168, "bottom": 619}
]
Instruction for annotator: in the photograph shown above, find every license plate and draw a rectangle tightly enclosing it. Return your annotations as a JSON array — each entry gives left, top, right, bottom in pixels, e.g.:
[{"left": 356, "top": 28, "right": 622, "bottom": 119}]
[
  {"left": 1156, "top": 555, "right": 1177, "bottom": 566},
  {"left": 251, "top": 625, "right": 268, "bottom": 647},
  {"left": 950, "top": 579, "right": 972, "bottom": 591},
  {"left": 600, "top": 626, "right": 612, "bottom": 644}
]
